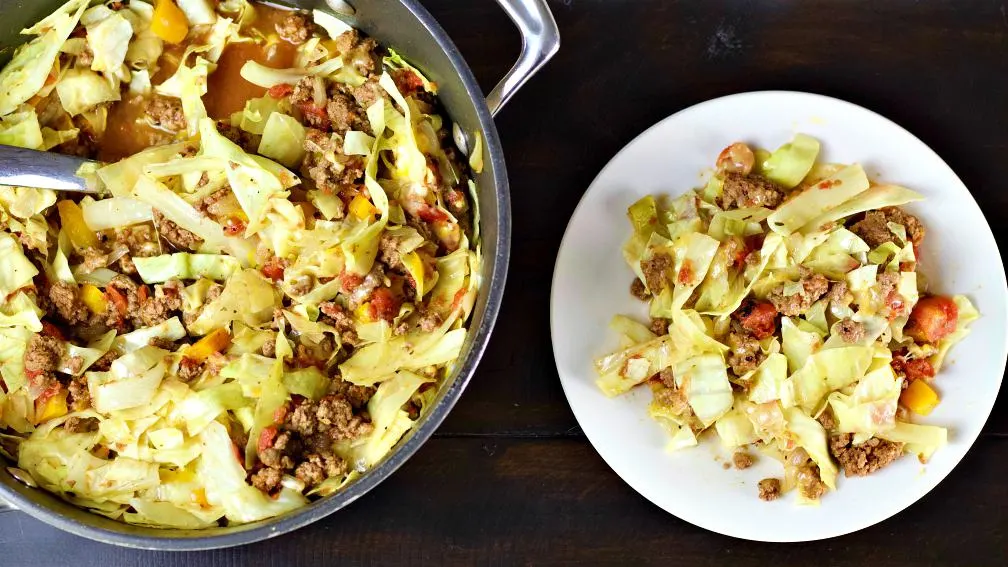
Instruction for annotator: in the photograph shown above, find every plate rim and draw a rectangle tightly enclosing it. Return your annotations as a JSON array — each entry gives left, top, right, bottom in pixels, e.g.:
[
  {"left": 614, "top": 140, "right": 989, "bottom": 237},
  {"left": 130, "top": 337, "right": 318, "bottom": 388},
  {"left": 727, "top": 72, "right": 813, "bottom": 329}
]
[{"left": 549, "top": 89, "right": 1008, "bottom": 542}]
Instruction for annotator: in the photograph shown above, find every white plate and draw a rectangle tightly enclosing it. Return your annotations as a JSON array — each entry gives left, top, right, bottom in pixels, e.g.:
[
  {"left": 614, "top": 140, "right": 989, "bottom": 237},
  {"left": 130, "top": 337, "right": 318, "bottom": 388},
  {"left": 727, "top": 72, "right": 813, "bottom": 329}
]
[{"left": 550, "top": 91, "right": 1008, "bottom": 542}]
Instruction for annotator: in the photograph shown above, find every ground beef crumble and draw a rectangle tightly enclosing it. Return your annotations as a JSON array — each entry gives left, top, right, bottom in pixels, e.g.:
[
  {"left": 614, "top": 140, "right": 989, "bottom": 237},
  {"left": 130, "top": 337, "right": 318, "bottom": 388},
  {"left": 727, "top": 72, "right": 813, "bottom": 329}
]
[
  {"left": 630, "top": 278, "right": 650, "bottom": 300},
  {"left": 850, "top": 207, "right": 925, "bottom": 248},
  {"left": 726, "top": 330, "right": 764, "bottom": 376},
  {"left": 829, "top": 434, "right": 905, "bottom": 477},
  {"left": 145, "top": 96, "right": 186, "bottom": 132},
  {"left": 640, "top": 252, "right": 672, "bottom": 294},
  {"left": 154, "top": 210, "right": 203, "bottom": 252},
  {"left": 720, "top": 172, "right": 784, "bottom": 209},
  {"left": 733, "top": 450, "right": 754, "bottom": 469},
  {"left": 768, "top": 272, "right": 829, "bottom": 316},
  {"left": 835, "top": 318, "right": 866, "bottom": 343},
  {"left": 758, "top": 478, "right": 781, "bottom": 501},
  {"left": 275, "top": 11, "right": 312, "bottom": 44}
]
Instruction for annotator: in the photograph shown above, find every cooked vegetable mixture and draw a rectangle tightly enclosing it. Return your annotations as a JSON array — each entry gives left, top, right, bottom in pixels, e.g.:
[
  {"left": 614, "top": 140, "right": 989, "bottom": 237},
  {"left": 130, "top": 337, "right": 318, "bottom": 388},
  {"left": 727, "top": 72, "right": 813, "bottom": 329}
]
[
  {"left": 596, "top": 134, "right": 977, "bottom": 503},
  {"left": 0, "top": 0, "right": 481, "bottom": 527}
]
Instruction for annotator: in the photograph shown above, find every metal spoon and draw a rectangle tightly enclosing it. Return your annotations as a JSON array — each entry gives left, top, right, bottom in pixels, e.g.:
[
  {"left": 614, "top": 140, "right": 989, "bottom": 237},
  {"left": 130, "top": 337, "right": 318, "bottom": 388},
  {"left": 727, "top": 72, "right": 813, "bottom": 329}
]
[{"left": 0, "top": 144, "right": 98, "bottom": 193}]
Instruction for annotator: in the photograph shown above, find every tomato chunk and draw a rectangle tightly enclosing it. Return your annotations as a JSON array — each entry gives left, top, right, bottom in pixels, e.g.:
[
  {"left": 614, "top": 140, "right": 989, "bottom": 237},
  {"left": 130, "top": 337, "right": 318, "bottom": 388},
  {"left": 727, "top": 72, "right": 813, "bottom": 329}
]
[
  {"left": 257, "top": 425, "right": 279, "bottom": 454},
  {"left": 267, "top": 83, "right": 294, "bottom": 98},
  {"left": 735, "top": 301, "right": 778, "bottom": 339},
  {"left": 368, "top": 288, "right": 400, "bottom": 323},
  {"left": 906, "top": 296, "right": 958, "bottom": 343}
]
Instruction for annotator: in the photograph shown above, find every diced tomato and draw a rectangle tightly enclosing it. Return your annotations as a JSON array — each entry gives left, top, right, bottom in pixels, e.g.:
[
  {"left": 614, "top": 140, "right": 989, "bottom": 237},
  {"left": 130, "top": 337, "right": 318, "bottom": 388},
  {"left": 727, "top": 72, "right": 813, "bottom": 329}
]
[
  {"left": 392, "top": 69, "right": 425, "bottom": 98},
  {"left": 297, "top": 102, "right": 329, "bottom": 127},
  {"left": 257, "top": 425, "right": 279, "bottom": 454},
  {"left": 884, "top": 290, "right": 907, "bottom": 322},
  {"left": 450, "top": 288, "right": 467, "bottom": 312},
  {"left": 261, "top": 256, "right": 288, "bottom": 282},
  {"left": 677, "top": 260, "right": 695, "bottom": 285},
  {"left": 906, "top": 295, "right": 959, "bottom": 343},
  {"left": 340, "top": 271, "right": 364, "bottom": 293},
  {"left": 817, "top": 179, "right": 841, "bottom": 190},
  {"left": 105, "top": 286, "right": 129, "bottom": 316},
  {"left": 138, "top": 285, "right": 150, "bottom": 304},
  {"left": 40, "top": 321, "right": 64, "bottom": 340},
  {"left": 35, "top": 381, "right": 63, "bottom": 407},
  {"left": 223, "top": 216, "right": 246, "bottom": 236},
  {"left": 368, "top": 288, "right": 400, "bottom": 323},
  {"left": 417, "top": 204, "right": 449, "bottom": 223},
  {"left": 905, "top": 358, "right": 936, "bottom": 382},
  {"left": 272, "top": 403, "right": 290, "bottom": 424},
  {"left": 737, "top": 301, "right": 778, "bottom": 339},
  {"left": 267, "top": 83, "right": 294, "bottom": 98},
  {"left": 733, "top": 234, "right": 764, "bottom": 269}
]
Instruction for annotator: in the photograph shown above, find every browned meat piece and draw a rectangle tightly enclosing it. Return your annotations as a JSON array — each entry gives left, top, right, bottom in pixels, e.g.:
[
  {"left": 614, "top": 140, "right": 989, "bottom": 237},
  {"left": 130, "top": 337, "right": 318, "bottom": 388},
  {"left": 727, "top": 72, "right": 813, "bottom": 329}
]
[
  {"left": 326, "top": 84, "right": 371, "bottom": 134},
  {"left": 78, "top": 246, "right": 109, "bottom": 273},
  {"left": 733, "top": 450, "right": 754, "bottom": 469},
  {"left": 90, "top": 349, "right": 118, "bottom": 371},
  {"left": 630, "top": 278, "right": 650, "bottom": 300},
  {"left": 650, "top": 317, "right": 669, "bottom": 336},
  {"left": 67, "top": 376, "right": 91, "bottom": 411},
  {"left": 261, "top": 335, "right": 276, "bottom": 358},
  {"left": 719, "top": 172, "right": 784, "bottom": 210},
  {"left": 250, "top": 466, "right": 283, "bottom": 494},
  {"left": 727, "top": 330, "right": 764, "bottom": 376},
  {"left": 850, "top": 207, "right": 925, "bottom": 249},
  {"left": 817, "top": 407, "right": 837, "bottom": 432},
  {"left": 417, "top": 310, "right": 442, "bottom": 333},
  {"left": 47, "top": 281, "right": 90, "bottom": 325},
  {"left": 286, "top": 403, "right": 318, "bottom": 437},
  {"left": 195, "top": 188, "right": 240, "bottom": 218},
  {"left": 768, "top": 272, "right": 829, "bottom": 317},
  {"left": 145, "top": 96, "right": 186, "bottom": 132},
  {"left": 154, "top": 210, "right": 203, "bottom": 252},
  {"left": 333, "top": 29, "right": 379, "bottom": 76},
  {"left": 176, "top": 357, "right": 204, "bottom": 382},
  {"left": 294, "top": 453, "right": 347, "bottom": 488},
  {"left": 215, "top": 121, "right": 260, "bottom": 153},
  {"left": 377, "top": 231, "right": 402, "bottom": 269},
  {"left": 138, "top": 282, "right": 183, "bottom": 327},
  {"left": 300, "top": 128, "right": 365, "bottom": 194},
  {"left": 835, "top": 318, "right": 866, "bottom": 343},
  {"left": 24, "top": 334, "right": 63, "bottom": 380},
  {"left": 826, "top": 280, "right": 850, "bottom": 305},
  {"left": 758, "top": 478, "right": 781, "bottom": 501},
  {"left": 877, "top": 272, "right": 899, "bottom": 299},
  {"left": 63, "top": 416, "right": 99, "bottom": 433},
  {"left": 275, "top": 11, "right": 311, "bottom": 44},
  {"left": 284, "top": 395, "right": 374, "bottom": 442},
  {"left": 350, "top": 78, "right": 388, "bottom": 110},
  {"left": 829, "top": 434, "right": 905, "bottom": 477},
  {"left": 259, "top": 431, "right": 298, "bottom": 470},
  {"left": 641, "top": 252, "right": 672, "bottom": 294},
  {"left": 327, "top": 379, "right": 375, "bottom": 410},
  {"left": 796, "top": 462, "right": 828, "bottom": 500}
]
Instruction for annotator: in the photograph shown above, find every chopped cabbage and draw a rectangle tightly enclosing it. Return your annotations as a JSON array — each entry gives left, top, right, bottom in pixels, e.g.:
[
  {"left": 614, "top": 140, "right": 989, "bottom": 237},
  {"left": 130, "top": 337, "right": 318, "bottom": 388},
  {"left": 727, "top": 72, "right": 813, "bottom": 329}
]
[{"left": 133, "top": 253, "right": 241, "bottom": 283}]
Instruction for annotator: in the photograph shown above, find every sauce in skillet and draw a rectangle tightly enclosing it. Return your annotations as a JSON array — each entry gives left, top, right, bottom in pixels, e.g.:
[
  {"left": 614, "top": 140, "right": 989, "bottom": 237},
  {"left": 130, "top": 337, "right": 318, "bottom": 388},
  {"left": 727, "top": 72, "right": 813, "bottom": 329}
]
[{"left": 98, "top": 3, "right": 298, "bottom": 162}]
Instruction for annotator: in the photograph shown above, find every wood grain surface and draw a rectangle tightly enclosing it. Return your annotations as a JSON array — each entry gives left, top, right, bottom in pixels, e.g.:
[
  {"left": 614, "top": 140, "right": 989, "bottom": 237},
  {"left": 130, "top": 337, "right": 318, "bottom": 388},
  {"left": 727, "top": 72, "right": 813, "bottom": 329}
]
[{"left": 2, "top": 0, "right": 1006, "bottom": 565}]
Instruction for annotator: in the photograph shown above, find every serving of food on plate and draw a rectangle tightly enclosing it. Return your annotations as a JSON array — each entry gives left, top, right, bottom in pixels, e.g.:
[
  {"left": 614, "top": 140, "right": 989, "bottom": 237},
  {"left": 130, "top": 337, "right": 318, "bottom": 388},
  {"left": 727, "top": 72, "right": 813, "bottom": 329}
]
[
  {"left": 594, "top": 134, "right": 977, "bottom": 503},
  {"left": 0, "top": 0, "right": 482, "bottom": 528},
  {"left": 551, "top": 91, "right": 1007, "bottom": 541}
]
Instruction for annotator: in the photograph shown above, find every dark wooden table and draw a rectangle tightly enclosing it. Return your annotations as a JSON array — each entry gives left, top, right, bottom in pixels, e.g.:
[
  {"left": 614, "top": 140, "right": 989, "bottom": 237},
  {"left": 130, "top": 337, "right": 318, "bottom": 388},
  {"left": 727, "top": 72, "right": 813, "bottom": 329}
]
[{"left": 3, "top": 0, "right": 1007, "bottom": 564}]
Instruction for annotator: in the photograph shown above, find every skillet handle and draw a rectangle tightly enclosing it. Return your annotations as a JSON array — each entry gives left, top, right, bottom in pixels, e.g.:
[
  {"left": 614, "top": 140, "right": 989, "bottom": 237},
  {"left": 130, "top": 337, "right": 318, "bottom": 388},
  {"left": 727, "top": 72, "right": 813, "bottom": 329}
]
[{"left": 486, "top": 0, "right": 560, "bottom": 116}]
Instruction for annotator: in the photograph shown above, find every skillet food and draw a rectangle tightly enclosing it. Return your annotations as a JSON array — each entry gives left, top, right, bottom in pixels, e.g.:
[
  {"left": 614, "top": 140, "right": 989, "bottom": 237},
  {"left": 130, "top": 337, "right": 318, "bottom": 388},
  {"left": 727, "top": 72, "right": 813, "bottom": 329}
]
[
  {"left": 595, "top": 135, "right": 976, "bottom": 503},
  {"left": 0, "top": 0, "right": 480, "bottom": 527}
]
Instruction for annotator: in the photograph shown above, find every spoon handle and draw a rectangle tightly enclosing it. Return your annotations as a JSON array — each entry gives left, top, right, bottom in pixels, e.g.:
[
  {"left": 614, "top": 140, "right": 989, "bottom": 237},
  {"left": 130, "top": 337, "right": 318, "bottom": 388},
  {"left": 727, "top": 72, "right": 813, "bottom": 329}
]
[{"left": 0, "top": 145, "right": 98, "bottom": 193}]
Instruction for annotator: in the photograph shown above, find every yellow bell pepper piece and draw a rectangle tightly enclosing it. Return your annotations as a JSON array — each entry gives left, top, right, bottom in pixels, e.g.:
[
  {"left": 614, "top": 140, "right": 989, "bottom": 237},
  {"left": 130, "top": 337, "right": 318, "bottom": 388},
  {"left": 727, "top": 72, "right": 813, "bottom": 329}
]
[
  {"left": 355, "top": 302, "right": 374, "bottom": 323},
  {"left": 402, "top": 251, "right": 425, "bottom": 296},
  {"left": 900, "top": 379, "right": 939, "bottom": 416},
  {"left": 80, "top": 284, "right": 108, "bottom": 315},
  {"left": 56, "top": 200, "right": 98, "bottom": 249},
  {"left": 185, "top": 328, "right": 231, "bottom": 362},
  {"left": 151, "top": 0, "right": 190, "bottom": 44},
  {"left": 349, "top": 194, "right": 379, "bottom": 221},
  {"left": 36, "top": 389, "right": 68, "bottom": 424}
]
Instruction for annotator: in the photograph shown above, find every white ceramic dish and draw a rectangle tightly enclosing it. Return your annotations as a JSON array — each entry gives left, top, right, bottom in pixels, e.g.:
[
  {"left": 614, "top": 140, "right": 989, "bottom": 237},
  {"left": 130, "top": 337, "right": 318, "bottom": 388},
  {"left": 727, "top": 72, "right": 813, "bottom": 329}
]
[{"left": 550, "top": 91, "right": 1008, "bottom": 542}]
